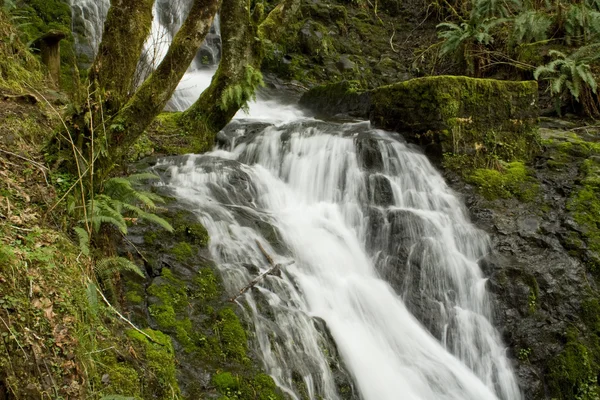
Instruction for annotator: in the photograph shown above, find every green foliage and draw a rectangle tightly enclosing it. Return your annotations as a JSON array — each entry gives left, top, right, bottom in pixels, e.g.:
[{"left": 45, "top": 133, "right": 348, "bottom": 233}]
[
  {"left": 437, "top": 17, "right": 506, "bottom": 74},
  {"left": 74, "top": 226, "right": 90, "bottom": 256},
  {"left": 220, "top": 65, "right": 265, "bottom": 112},
  {"left": 473, "top": 0, "right": 520, "bottom": 19},
  {"left": 549, "top": 330, "right": 600, "bottom": 400},
  {"left": 95, "top": 256, "right": 145, "bottom": 279},
  {"left": 82, "top": 173, "right": 173, "bottom": 235},
  {"left": 510, "top": 10, "right": 553, "bottom": 45},
  {"left": 534, "top": 45, "right": 600, "bottom": 110},
  {"left": 0, "top": 9, "right": 44, "bottom": 91},
  {"left": 565, "top": 3, "right": 600, "bottom": 45}
]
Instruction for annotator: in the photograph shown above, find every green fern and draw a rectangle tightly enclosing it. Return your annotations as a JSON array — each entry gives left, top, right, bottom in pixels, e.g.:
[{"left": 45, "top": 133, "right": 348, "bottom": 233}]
[
  {"left": 74, "top": 226, "right": 90, "bottom": 256},
  {"left": 220, "top": 65, "right": 265, "bottom": 112},
  {"left": 510, "top": 10, "right": 553, "bottom": 45},
  {"left": 86, "top": 281, "right": 99, "bottom": 316},
  {"left": 473, "top": 0, "right": 521, "bottom": 19},
  {"left": 82, "top": 174, "right": 173, "bottom": 235},
  {"left": 95, "top": 257, "right": 145, "bottom": 280},
  {"left": 438, "top": 17, "right": 506, "bottom": 60},
  {"left": 565, "top": 4, "right": 600, "bottom": 45},
  {"left": 534, "top": 45, "right": 600, "bottom": 107}
]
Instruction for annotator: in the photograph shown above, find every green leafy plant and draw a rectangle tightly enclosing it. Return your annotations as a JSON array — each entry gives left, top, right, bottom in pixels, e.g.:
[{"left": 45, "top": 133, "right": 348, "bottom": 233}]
[
  {"left": 564, "top": 4, "right": 600, "bottom": 45},
  {"left": 437, "top": 17, "right": 506, "bottom": 75},
  {"left": 473, "top": 0, "right": 521, "bottom": 19},
  {"left": 510, "top": 10, "right": 553, "bottom": 45},
  {"left": 82, "top": 173, "right": 173, "bottom": 234},
  {"left": 534, "top": 44, "right": 600, "bottom": 115},
  {"left": 74, "top": 173, "right": 173, "bottom": 281}
]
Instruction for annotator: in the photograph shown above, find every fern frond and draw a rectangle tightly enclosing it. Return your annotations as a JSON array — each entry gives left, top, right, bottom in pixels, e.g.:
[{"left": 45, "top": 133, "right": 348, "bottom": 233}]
[
  {"left": 474, "top": 0, "right": 520, "bottom": 19},
  {"left": 511, "top": 10, "right": 552, "bottom": 45},
  {"left": 86, "top": 282, "right": 99, "bottom": 315},
  {"left": 125, "top": 173, "right": 161, "bottom": 183},
  {"left": 74, "top": 227, "right": 90, "bottom": 256},
  {"left": 95, "top": 257, "right": 144, "bottom": 280}
]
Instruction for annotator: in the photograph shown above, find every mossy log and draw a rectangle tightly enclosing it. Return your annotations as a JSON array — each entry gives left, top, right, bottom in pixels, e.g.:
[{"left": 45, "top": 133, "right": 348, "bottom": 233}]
[
  {"left": 370, "top": 76, "right": 540, "bottom": 161},
  {"left": 301, "top": 76, "right": 540, "bottom": 163},
  {"left": 89, "top": 0, "right": 154, "bottom": 112}
]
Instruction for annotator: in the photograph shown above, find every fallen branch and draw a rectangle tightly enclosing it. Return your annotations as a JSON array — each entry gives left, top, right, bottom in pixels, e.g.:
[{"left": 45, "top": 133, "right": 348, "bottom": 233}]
[{"left": 229, "top": 240, "right": 294, "bottom": 302}]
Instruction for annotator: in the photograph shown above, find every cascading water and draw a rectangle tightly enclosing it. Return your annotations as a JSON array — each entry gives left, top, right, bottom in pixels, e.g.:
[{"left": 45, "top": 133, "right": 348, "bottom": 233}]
[
  {"left": 153, "top": 102, "right": 523, "bottom": 399},
  {"left": 68, "top": 2, "right": 522, "bottom": 397}
]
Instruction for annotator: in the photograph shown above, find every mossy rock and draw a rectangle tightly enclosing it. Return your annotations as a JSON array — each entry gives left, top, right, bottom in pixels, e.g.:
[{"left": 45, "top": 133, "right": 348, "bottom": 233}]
[
  {"left": 299, "top": 80, "right": 371, "bottom": 118},
  {"left": 369, "top": 76, "right": 540, "bottom": 162}
]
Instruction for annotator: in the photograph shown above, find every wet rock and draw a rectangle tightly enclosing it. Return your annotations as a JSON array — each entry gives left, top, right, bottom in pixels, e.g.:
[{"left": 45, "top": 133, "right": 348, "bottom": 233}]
[
  {"left": 299, "top": 81, "right": 371, "bottom": 119},
  {"left": 355, "top": 133, "right": 383, "bottom": 171}
]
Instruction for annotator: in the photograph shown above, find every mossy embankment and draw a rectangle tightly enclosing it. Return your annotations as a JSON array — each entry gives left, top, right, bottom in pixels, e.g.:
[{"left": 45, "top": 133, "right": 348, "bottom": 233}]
[
  {"left": 446, "top": 120, "right": 600, "bottom": 399},
  {"left": 261, "top": 0, "right": 439, "bottom": 89},
  {"left": 118, "top": 198, "right": 286, "bottom": 399}
]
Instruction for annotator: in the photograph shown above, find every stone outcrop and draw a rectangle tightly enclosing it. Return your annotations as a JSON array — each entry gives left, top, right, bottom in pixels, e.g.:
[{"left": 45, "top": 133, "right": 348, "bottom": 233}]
[{"left": 301, "top": 76, "right": 540, "bottom": 161}]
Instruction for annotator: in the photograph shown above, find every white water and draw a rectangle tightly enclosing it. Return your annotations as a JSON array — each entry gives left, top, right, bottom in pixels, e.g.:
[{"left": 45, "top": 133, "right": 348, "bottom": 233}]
[
  {"left": 68, "top": 2, "right": 522, "bottom": 397},
  {"left": 156, "top": 105, "right": 522, "bottom": 399}
]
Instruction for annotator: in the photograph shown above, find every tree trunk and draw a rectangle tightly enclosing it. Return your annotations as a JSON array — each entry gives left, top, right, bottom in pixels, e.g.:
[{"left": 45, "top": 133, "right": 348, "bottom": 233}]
[
  {"left": 178, "top": 0, "right": 301, "bottom": 136},
  {"left": 89, "top": 0, "right": 154, "bottom": 112},
  {"left": 105, "top": 0, "right": 222, "bottom": 166}
]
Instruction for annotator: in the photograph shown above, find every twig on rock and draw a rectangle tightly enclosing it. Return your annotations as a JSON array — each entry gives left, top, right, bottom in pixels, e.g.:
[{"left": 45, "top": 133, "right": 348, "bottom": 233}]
[{"left": 229, "top": 240, "right": 294, "bottom": 302}]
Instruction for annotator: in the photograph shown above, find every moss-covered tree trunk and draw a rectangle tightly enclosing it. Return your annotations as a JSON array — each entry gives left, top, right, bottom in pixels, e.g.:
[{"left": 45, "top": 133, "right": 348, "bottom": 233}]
[
  {"left": 89, "top": 0, "right": 154, "bottom": 112},
  {"left": 178, "top": 0, "right": 300, "bottom": 135},
  {"left": 58, "top": 0, "right": 220, "bottom": 180},
  {"left": 105, "top": 0, "right": 222, "bottom": 165}
]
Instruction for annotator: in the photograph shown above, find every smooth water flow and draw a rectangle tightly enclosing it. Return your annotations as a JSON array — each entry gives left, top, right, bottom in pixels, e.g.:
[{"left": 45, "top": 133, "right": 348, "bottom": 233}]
[
  {"left": 155, "top": 106, "right": 522, "bottom": 399},
  {"left": 68, "top": 2, "right": 521, "bottom": 397}
]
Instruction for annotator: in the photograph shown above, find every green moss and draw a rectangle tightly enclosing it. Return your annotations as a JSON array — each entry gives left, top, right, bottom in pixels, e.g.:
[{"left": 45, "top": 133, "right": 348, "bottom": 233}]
[
  {"left": 467, "top": 161, "right": 539, "bottom": 202},
  {"left": 97, "top": 353, "right": 141, "bottom": 397},
  {"left": 0, "top": 10, "right": 44, "bottom": 92},
  {"left": 371, "top": 76, "right": 540, "bottom": 168},
  {"left": 212, "top": 372, "right": 284, "bottom": 400},
  {"left": 549, "top": 330, "right": 600, "bottom": 400},
  {"left": 11, "top": 0, "right": 79, "bottom": 92},
  {"left": 170, "top": 242, "right": 194, "bottom": 262},
  {"left": 213, "top": 372, "right": 239, "bottom": 392},
  {"left": 182, "top": 222, "right": 210, "bottom": 246},
  {"left": 126, "top": 290, "right": 144, "bottom": 304},
  {"left": 192, "top": 268, "right": 220, "bottom": 302},
  {"left": 144, "top": 230, "right": 158, "bottom": 245},
  {"left": 128, "top": 133, "right": 154, "bottom": 161},
  {"left": 568, "top": 156, "right": 600, "bottom": 271},
  {"left": 126, "top": 328, "right": 182, "bottom": 399},
  {"left": 217, "top": 308, "right": 249, "bottom": 362}
]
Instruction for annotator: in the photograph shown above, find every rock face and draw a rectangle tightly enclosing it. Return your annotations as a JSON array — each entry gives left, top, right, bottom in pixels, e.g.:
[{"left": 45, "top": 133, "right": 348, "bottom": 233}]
[
  {"left": 299, "top": 80, "right": 371, "bottom": 119},
  {"left": 443, "top": 124, "right": 600, "bottom": 400}
]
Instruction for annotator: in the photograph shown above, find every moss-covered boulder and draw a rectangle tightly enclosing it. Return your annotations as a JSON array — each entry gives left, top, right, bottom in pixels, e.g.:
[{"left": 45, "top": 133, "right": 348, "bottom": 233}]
[{"left": 370, "top": 76, "right": 540, "bottom": 161}]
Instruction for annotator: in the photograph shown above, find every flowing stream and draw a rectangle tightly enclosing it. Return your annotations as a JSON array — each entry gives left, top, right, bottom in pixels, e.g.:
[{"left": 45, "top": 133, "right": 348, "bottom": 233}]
[
  {"left": 154, "top": 104, "right": 522, "bottom": 400},
  {"left": 69, "top": 2, "right": 523, "bottom": 398}
]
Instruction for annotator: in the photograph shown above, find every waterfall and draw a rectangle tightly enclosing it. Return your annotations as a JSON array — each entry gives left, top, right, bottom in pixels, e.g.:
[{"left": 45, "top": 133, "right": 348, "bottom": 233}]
[
  {"left": 68, "top": 2, "right": 522, "bottom": 397},
  {"left": 154, "top": 103, "right": 523, "bottom": 400},
  {"left": 67, "top": 0, "right": 220, "bottom": 109}
]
